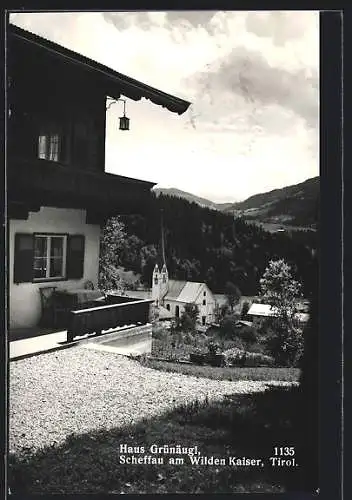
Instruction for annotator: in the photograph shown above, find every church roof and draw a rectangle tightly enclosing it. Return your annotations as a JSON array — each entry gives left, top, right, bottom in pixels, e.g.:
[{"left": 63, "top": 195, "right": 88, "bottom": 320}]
[
  {"left": 164, "top": 280, "right": 206, "bottom": 303},
  {"left": 164, "top": 280, "right": 187, "bottom": 298}
]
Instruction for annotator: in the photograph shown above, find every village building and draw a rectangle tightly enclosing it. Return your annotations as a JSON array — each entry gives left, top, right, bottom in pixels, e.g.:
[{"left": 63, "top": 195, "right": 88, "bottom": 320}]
[
  {"left": 151, "top": 263, "right": 216, "bottom": 326},
  {"left": 7, "top": 24, "right": 190, "bottom": 334},
  {"left": 247, "top": 303, "right": 310, "bottom": 327}
]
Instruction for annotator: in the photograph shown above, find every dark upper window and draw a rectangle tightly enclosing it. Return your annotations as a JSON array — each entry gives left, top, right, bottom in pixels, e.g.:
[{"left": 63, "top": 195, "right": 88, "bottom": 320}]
[
  {"left": 38, "top": 133, "right": 61, "bottom": 162},
  {"left": 203, "top": 291, "right": 206, "bottom": 296},
  {"left": 203, "top": 299, "right": 206, "bottom": 306}
]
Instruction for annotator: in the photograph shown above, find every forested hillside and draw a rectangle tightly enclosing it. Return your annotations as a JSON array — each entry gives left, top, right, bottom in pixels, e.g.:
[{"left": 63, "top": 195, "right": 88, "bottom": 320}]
[
  {"left": 116, "top": 194, "right": 318, "bottom": 297},
  {"left": 225, "top": 177, "right": 319, "bottom": 228}
]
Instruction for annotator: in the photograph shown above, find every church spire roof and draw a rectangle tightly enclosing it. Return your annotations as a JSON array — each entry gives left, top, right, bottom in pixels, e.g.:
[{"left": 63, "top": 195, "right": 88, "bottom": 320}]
[{"left": 161, "top": 209, "right": 166, "bottom": 267}]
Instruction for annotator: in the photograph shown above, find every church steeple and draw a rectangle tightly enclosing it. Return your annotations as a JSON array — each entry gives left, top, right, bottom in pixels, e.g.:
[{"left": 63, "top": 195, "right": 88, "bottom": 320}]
[
  {"left": 159, "top": 210, "right": 169, "bottom": 298},
  {"left": 151, "top": 263, "right": 160, "bottom": 302},
  {"left": 161, "top": 209, "right": 166, "bottom": 267},
  {"left": 152, "top": 210, "right": 169, "bottom": 304}
]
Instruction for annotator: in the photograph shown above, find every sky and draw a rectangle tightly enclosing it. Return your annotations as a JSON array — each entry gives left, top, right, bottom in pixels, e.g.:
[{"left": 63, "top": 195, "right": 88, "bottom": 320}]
[{"left": 9, "top": 11, "right": 319, "bottom": 203}]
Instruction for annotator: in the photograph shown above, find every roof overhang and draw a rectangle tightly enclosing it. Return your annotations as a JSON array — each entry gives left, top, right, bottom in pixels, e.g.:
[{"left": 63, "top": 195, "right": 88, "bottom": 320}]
[{"left": 8, "top": 24, "right": 192, "bottom": 116}]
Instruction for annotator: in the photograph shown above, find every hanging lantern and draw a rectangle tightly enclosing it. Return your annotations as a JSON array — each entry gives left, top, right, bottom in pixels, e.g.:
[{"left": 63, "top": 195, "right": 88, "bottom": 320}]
[
  {"left": 119, "top": 115, "right": 130, "bottom": 130},
  {"left": 119, "top": 99, "right": 130, "bottom": 130}
]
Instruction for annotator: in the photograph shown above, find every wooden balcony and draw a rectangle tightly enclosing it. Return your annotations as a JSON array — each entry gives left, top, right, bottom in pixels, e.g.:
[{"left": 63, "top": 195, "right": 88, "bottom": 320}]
[
  {"left": 67, "top": 295, "right": 153, "bottom": 343},
  {"left": 8, "top": 155, "right": 156, "bottom": 219}
]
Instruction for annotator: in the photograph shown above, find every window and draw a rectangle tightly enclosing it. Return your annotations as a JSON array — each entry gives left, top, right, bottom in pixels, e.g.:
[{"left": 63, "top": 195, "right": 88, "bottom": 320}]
[
  {"left": 203, "top": 291, "right": 206, "bottom": 296},
  {"left": 166, "top": 304, "right": 170, "bottom": 311},
  {"left": 38, "top": 133, "right": 61, "bottom": 161},
  {"left": 14, "top": 233, "right": 85, "bottom": 284},
  {"left": 202, "top": 316, "right": 206, "bottom": 326},
  {"left": 33, "top": 235, "right": 67, "bottom": 280},
  {"left": 203, "top": 299, "right": 206, "bottom": 306},
  {"left": 154, "top": 277, "right": 158, "bottom": 285},
  {"left": 162, "top": 274, "right": 167, "bottom": 283}
]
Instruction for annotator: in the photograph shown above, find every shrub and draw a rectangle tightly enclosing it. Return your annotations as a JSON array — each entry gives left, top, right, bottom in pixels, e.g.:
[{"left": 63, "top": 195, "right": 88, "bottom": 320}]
[
  {"left": 152, "top": 324, "right": 169, "bottom": 341},
  {"left": 183, "top": 331, "right": 196, "bottom": 345},
  {"left": 237, "top": 325, "right": 258, "bottom": 344},
  {"left": 219, "top": 314, "right": 239, "bottom": 339},
  {"left": 223, "top": 338, "right": 246, "bottom": 351},
  {"left": 223, "top": 348, "right": 275, "bottom": 367},
  {"left": 241, "top": 301, "right": 250, "bottom": 319}
]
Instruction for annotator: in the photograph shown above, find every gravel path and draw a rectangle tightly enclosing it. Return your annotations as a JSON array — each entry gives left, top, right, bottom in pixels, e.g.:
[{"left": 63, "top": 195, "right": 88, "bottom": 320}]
[{"left": 9, "top": 346, "right": 295, "bottom": 454}]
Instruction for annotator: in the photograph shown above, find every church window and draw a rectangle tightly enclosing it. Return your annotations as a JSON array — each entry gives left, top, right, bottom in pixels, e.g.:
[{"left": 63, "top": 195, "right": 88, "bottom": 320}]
[
  {"left": 166, "top": 304, "right": 170, "bottom": 311},
  {"left": 154, "top": 277, "right": 158, "bottom": 285},
  {"left": 203, "top": 299, "right": 206, "bottom": 306}
]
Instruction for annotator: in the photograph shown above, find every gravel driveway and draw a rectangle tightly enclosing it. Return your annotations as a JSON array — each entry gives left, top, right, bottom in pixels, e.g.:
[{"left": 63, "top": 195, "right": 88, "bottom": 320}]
[{"left": 9, "top": 346, "right": 293, "bottom": 455}]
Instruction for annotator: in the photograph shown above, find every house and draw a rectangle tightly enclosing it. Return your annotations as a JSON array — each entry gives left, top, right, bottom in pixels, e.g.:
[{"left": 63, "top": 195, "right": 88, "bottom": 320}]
[
  {"left": 151, "top": 264, "right": 216, "bottom": 326},
  {"left": 7, "top": 24, "right": 190, "bottom": 331},
  {"left": 247, "top": 303, "right": 310, "bottom": 327}
]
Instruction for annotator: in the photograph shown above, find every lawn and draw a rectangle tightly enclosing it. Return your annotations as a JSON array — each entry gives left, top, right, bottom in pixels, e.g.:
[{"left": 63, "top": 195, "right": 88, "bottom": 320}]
[
  {"left": 9, "top": 383, "right": 310, "bottom": 494},
  {"left": 138, "top": 358, "right": 300, "bottom": 382},
  {"left": 8, "top": 347, "right": 307, "bottom": 494}
]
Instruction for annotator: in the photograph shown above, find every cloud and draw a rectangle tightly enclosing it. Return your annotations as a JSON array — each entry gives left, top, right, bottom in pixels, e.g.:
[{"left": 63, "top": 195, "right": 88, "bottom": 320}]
[{"left": 186, "top": 46, "right": 318, "bottom": 130}]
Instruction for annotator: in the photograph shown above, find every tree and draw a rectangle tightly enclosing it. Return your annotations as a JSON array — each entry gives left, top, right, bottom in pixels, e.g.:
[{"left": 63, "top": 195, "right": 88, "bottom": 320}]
[
  {"left": 98, "top": 217, "right": 126, "bottom": 293},
  {"left": 241, "top": 301, "right": 250, "bottom": 319},
  {"left": 219, "top": 313, "right": 240, "bottom": 339},
  {"left": 179, "top": 303, "right": 199, "bottom": 333},
  {"left": 259, "top": 259, "right": 303, "bottom": 366},
  {"left": 225, "top": 282, "right": 241, "bottom": 312}
]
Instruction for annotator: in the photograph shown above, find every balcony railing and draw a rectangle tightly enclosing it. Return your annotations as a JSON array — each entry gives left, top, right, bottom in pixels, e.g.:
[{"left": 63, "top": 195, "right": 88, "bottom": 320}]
[{"left": 66, "top": 295, "right": 153, "bottom": 343}]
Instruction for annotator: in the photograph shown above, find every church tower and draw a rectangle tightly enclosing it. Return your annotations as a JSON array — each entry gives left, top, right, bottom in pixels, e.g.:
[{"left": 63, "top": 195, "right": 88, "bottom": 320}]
[
  {"left": 151, "top": 210, "right": 169, "bottom": 307},
  {"left": 160, "top": 263, "right": 169, "bottom": 300},
  {"left": 152, "top": 263, "right": 160, "bottom": 305}
]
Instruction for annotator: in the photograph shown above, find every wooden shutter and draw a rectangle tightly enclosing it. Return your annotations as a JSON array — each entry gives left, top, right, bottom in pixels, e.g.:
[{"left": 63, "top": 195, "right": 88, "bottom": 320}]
[
  {"left": 14, "top": 233, "right": 34, "bottom": 283},
  {"left": 66, "top": 235, "right": 85, "bottom": 280}
]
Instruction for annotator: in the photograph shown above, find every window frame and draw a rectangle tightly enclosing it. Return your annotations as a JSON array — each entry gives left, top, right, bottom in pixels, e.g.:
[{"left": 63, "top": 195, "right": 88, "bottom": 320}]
[
  {"left": 33, "top": 232, "right": 68, "bottom": 282},
  {"left": 35, "top": 113, "right": 72, "bottom": 165},
  {"left": 38, "top": 132, "right": 61, "bottom": 162}
]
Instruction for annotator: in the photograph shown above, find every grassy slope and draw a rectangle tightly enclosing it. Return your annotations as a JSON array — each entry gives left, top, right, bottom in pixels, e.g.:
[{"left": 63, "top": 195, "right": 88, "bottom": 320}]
[
  {"left": 9, "top": 387, "right": 306, "bottom": 494},
  {"left": 140, "top": 359, "right": 300, "bottom": 382}
]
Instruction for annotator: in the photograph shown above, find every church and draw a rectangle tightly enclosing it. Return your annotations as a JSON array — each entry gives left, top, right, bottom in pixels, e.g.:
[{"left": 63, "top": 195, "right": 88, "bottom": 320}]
[{"left": 151, "top": 262, "right": 216, "bottom": 326}]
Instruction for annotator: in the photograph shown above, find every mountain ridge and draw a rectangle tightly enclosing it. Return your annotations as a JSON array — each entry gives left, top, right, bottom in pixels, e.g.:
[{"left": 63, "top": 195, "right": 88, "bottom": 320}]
[{"left": 153, "top": 177, "right": 319, "bottom": 230}]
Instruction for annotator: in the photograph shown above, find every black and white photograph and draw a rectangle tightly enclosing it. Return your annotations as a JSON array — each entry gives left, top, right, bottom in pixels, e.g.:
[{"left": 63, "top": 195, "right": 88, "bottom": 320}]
[{"left": 7, "top": 10, "right": 322, "bottom": 495}]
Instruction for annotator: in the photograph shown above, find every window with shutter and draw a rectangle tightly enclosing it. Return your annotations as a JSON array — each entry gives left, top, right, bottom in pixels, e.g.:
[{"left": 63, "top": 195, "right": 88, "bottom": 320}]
[
  {"left": 66, "top": 235, "right": 85, "bottom": 280},
  {"left": 14, "top": 233, "right": 34, "bottom": 283},
  {"left": 14, "top": 233, "right": 85, "bottom": 283}
]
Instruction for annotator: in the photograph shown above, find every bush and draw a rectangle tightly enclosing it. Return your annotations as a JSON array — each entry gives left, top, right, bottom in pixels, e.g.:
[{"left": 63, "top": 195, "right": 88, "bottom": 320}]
[
  {"left": 219, "top": 314, "right": 239, "bottom": 339},
  {"left": 183, "top": 331, "right": 196, "bottom": 345},
  {"left": 152, "top": 324, "right": 169, "bottom": 341},
  {"left": 237, "top": 325, "right": 258, "bottom": 344},
  {"left": 222, "top": 338, "right": 246, "bottom": 351},
  {"left": 223, "top": 348, "right": 275, "bottom": 367},
  {"left": 241, "top": 301, "right": 250, "bottom": 319}
]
